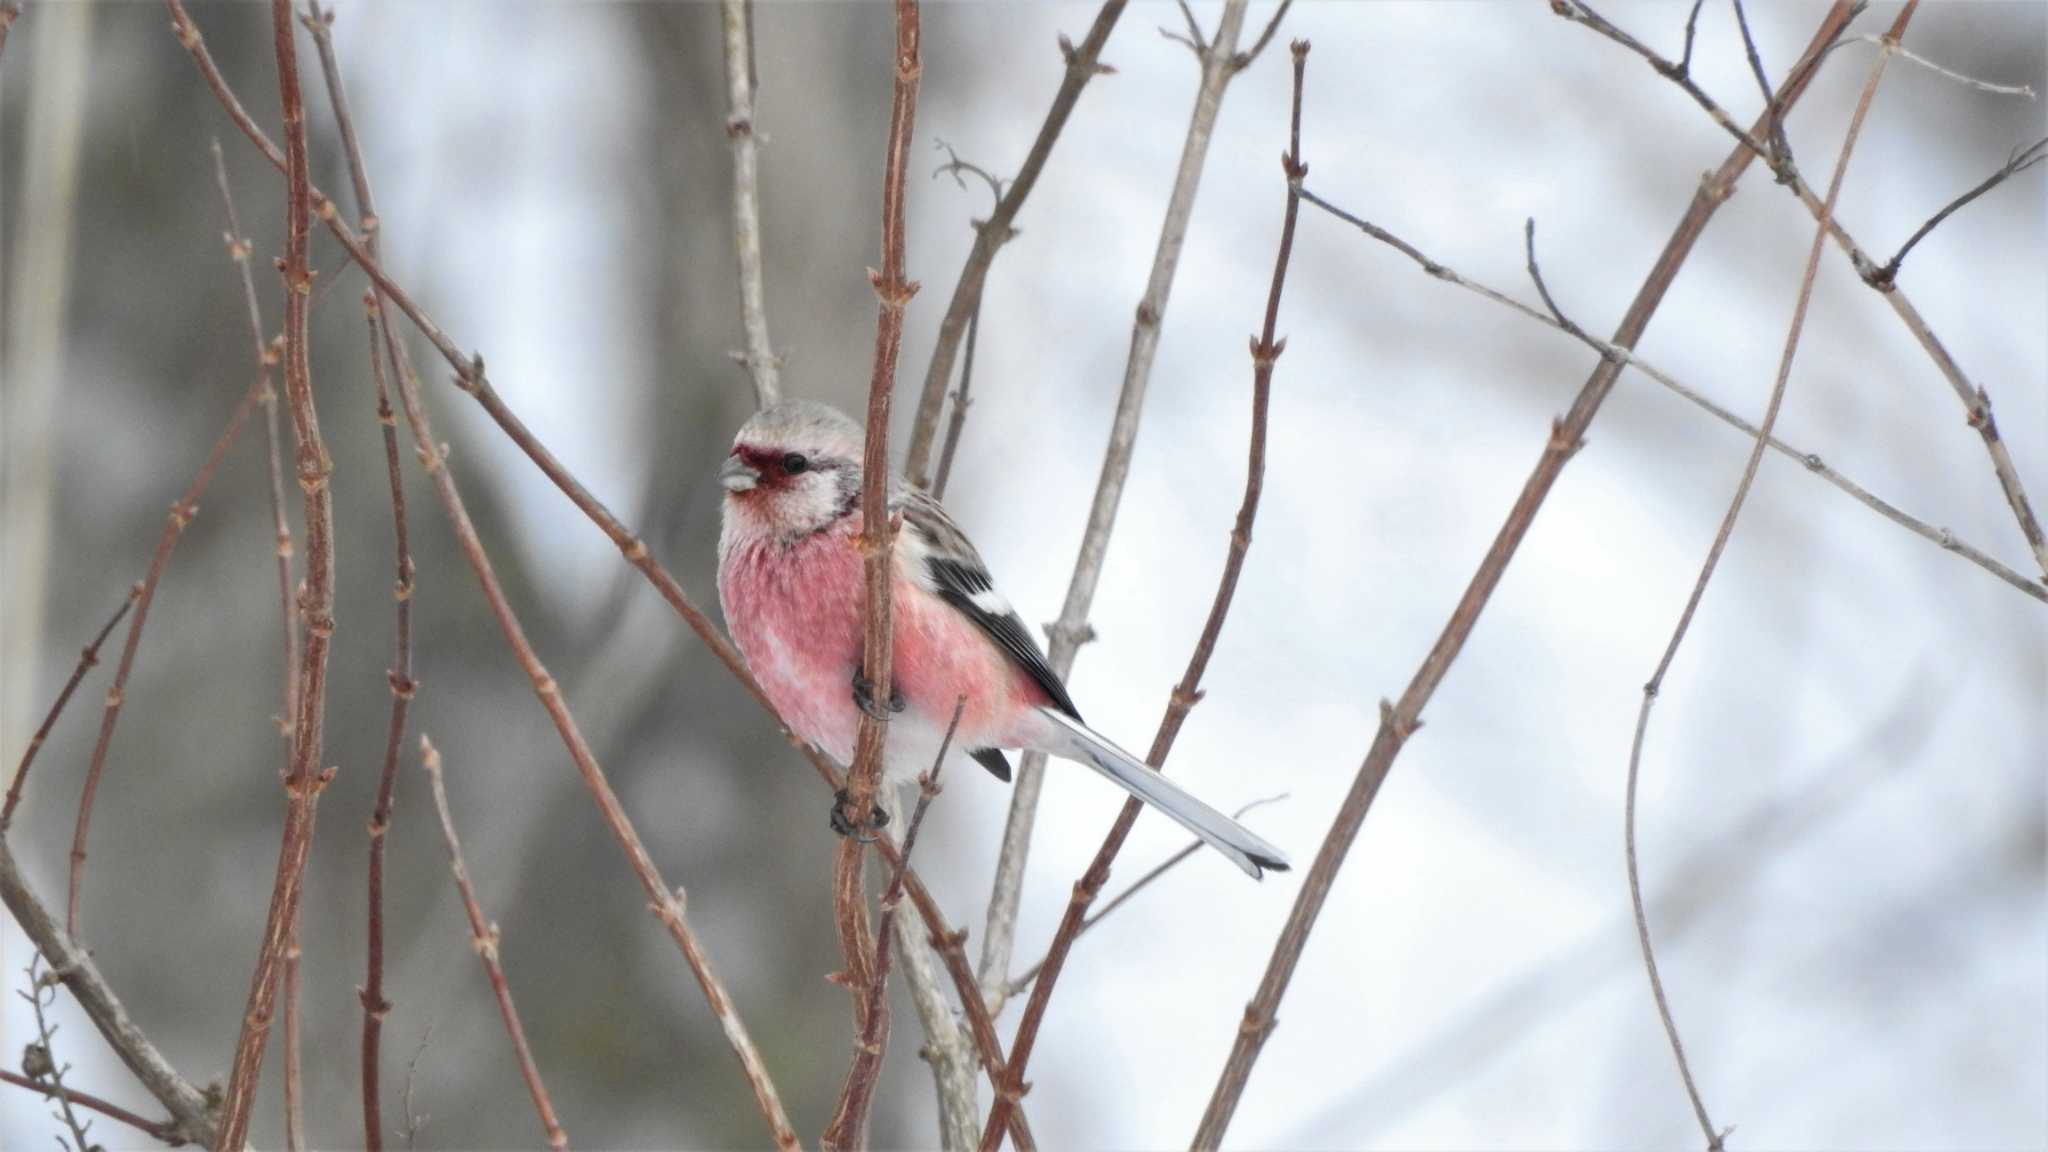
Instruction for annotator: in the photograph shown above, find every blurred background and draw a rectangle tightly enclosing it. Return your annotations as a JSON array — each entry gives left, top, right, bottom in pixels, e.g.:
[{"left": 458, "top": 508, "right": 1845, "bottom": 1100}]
[{"left": 3, "top": 1, "right": 2043, "bottom": 1148}]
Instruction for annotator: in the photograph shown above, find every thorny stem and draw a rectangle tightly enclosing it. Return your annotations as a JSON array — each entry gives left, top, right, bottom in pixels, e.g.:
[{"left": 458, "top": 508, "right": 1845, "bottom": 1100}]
[
  {"left": 983, "top": 18, "right": 1289, "bottom": 1152},
  {"left": 1191, "top": 4, "right": 1861, "bottom": 1144},
  {"left": 976, "top": 0, "right": 1262, "bottom": 1016},
  {"left": 420, "top": 737, "right": 569, "bottom": 1151},
  {"left": 1627, "top": 7, "right": 1914, "bottom": 1145}
]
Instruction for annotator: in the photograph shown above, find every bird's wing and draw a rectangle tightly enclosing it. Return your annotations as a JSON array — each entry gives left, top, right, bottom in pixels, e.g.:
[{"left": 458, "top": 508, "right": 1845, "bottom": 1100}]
[{"left": 894, "top": 486, "right": 1081, "bottom": 719}]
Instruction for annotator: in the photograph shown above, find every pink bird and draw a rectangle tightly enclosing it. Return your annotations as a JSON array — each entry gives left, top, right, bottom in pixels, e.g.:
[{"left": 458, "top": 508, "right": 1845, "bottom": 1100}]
[{"left": 716, "top": 401, "right": 1288, "bottom": 878}]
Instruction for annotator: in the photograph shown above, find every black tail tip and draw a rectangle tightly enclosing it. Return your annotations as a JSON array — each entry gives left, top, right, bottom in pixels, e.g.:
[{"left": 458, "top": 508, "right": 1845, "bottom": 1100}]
[{"left": 1250, "top": 852, "right": 1291, "bottom": 876}]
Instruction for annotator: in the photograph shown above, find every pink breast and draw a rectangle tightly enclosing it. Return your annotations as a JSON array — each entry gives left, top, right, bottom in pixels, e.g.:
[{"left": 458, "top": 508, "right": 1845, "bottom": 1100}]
[{"left": 719, "top": 529, "right": 867, "bottom": 763}]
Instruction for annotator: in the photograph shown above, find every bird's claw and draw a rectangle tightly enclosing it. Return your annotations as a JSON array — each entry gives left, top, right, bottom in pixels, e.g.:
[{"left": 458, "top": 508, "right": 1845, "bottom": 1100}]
[
  {"left": 830, "top": 787, "right": 889, "bottom": 843},
  {"left": 851, "top": 672, "right": 906, "bottom": 723}
]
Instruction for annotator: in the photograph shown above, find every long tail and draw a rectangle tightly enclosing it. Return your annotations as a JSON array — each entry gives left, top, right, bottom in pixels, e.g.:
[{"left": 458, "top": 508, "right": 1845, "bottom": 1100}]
[{"left": 1032, "top": 708, "right": 1289, "bottom": 879}]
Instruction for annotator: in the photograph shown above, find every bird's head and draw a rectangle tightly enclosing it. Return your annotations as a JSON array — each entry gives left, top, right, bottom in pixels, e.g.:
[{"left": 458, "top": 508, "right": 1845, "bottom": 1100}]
[{"left": 719, "top": 400, "right": 865, "bottom": 539}]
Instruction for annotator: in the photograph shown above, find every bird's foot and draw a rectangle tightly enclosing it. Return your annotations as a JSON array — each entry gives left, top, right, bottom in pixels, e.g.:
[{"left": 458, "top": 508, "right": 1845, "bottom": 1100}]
[
  {"left": 851, "top": 672, "right": 906, "bottom": 723},
  {"left": 830, "top": 787, "right": 889, "bottom": 843}
]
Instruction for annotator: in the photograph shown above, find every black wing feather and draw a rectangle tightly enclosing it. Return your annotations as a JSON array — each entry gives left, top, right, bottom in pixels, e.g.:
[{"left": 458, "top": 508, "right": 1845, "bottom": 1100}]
[{"left": 897, "top": 489, "right": 1081, "bottom": 721}]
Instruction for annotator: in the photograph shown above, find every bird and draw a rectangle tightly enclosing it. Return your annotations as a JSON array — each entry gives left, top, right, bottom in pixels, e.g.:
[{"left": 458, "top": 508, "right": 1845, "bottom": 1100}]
[{"left": 715, "top": 399, "right": 1288, "bottom": 879}]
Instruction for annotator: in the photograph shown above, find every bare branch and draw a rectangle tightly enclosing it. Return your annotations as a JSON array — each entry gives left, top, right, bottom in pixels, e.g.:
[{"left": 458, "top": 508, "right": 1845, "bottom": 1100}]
[
  {"left": 0, "top": 838, "right": 216, "bottom": 1146},
  {"left": 1231, "top": 0, "right": 1294, "bottom": 73},
  {"left": 1858, "top": 35, "right": 2037, "bottom": 97},
  {"left": 1296, "top": 194, "right": 2047, "bottom": 605},
  {"left": 1628, "top": 10, "right": 1914, "bottom": 1143},
  {"left": 0, "top": 1069, "right": 184, "bottom": 1147},
  {"left": 720, "top": 0, "right": 783, "bottom": 406},
  {"left": 977, "top": 0, "right": 1270, "bottom": 1019},
  {"left": 216, "top": 4, "right": 343, "bottom": 1145},
  {"left": 1003, "top": 794, "right": 1287, "bottom": 997},
  {"left": 828, "top": 699, "right": 964, "bottom": 1149},
  {"left": 1192, "top": 5, "right": 1862, "bottom": 1142},
  {"left": 904, "top": 0, "right": 1127, "bottom": 484},
  {"left": 985, "top": 20, "right": 1293, "bottom": 1152},
  {"left": 1874, "top": 136, "right": 2046, "bottom": 286},
  {"left": 68, "top": 380, "right": 267, "bottom": 934},
  {"left": 2, "top": 591, "right": 133, "bottom": 831},
  {"left": 420, "top": 736, "right": 568, "bottom": 1151},
  {"left": 22, "top": 955, "right": 98, "bottom": 1152}
]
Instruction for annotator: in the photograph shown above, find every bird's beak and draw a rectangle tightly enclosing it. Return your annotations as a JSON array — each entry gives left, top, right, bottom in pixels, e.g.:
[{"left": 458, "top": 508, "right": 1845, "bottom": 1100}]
[{"left": 720, "top": 454, "right": 760, "bottom": 493}]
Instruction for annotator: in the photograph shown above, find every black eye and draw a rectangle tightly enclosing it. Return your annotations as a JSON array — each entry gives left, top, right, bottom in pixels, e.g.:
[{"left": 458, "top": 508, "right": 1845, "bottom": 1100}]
[{"left": 782, "top": 452, "right": 810, "bottom": 475}]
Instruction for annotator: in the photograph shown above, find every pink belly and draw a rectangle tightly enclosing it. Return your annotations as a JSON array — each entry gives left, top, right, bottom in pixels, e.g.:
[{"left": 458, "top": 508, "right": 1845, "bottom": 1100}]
[{"left": 718, "top": 527, "right": 1047, "bottom": 764}]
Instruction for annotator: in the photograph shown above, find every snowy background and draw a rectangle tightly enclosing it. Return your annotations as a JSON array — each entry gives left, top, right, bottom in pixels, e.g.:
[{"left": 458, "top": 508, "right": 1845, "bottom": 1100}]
[{"left": 2, "top": 2, "right": 2043, "bottom": 1148}]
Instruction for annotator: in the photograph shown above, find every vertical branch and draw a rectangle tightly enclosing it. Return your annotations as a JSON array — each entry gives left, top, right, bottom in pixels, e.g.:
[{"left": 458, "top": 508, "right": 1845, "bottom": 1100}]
[
  {"left": 981, "top": 21, "right": 1290, "bottom": 1152},
  {"left": 210, "top": 129, "right": 308, "bottom": 1152},
  {"left": 720, "top": 0, "right": 782, "bottom": 407},
  {"left": 359, "top": 301, "right": 417, "bottom": 1152},
  {"left": 1190, "top": 5, "right": 1861, "bottom": 1144},
  {"left": 829, "top": 5, "right": 921, "bottom": 1150},
  {"left": 298, "top": 9, "right": 420, "bottom": 1146},
  {"left": 420, "top": 737, "right": 569, "bottom": 1151},
  {"left": 904, "top": 0, "right": 1127, "bottom": 484},
  {"left": 827, "top": 700, "right": 964, "bottom": 1150},
  {"left": 976, "top": 0, "right": 1252, "bottom": 1017},
  {"left": 1626, "top": 6, "right": 1914, "bottom": 1145},
  {"left": 216, "top": 4, "right": 340, "bottom": 1147}
]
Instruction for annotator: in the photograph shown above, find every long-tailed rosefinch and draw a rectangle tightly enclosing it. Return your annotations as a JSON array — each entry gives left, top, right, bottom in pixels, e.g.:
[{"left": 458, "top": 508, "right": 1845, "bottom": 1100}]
[{"left": 717, "top": 401, "right": 1287, "bottom": 878}]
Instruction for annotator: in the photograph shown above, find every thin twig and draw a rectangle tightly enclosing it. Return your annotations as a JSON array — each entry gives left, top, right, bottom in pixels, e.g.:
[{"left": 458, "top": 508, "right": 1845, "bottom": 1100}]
[
  {"left": 1858, "top": 35, "right": 2036, "bottom": 97},
  {"left": 1552, "top": 0, "right": 1780, "bottom": 169},
  {"left": 67, "top": 379, "right": 267, "bottom": 933},
  {"left": 1230, "top": 0, "right": 1294, "bottom": 73},
  {"left": 209, "top": 126, "right": 309, "bottom": 1152},
  {"left": 0, "top": 838, "right": 216, "bottom": 1146},
  {"left": 419, "top": 736, "right": 569, "bottom": 1151},
  {"left": 1628, "top": 10, "right": 1912, "bottom": 1145},
  {"left": 904, "top": 0, "right": 1127, "bottom": 484},
  {"left": 1676, "top": 0, "right": 1706, "bottom": 76},
  {"left": 22, "top": 955, "right": 97, "bottom": 1152},
  {"left": 359, "top": 301, "right": 417, "bottom": 1152},
  {"left": 1192, "top": 5, "right": 1861, "bottom": 1144},
  {"left": 295, "top": 9, "right": 419, "bottom": 1146},
  {"left": 828, "top": 698, "right": 964, "bottom": 1148},
  {"left": 928, "top": 141, "right": 1008, "bottom": 504},
  {"left": 1299, "top": 187, "right": 2044, "bottom": 604},
  {"left": 0, "top": 1069, "right": 183, "bottom": 1147},
  {"left": 976, "top": 0, "right": 1262, "bottom": 1022},
  {"left": 1563, "top": 0, "right": 2048, "bottom": 585},
  {"left": 1003, "top": 794, "right": 1287, "bottom": 997},
  {"left": 1731, "top": 0, "right": 1792, "bottom": 171},
  {"left": 719, "top": 0, "right": 782, "bottom": 406},
  {"left": 1873, "top": 137, "right": 2046, "bottom": 286},
  {"left": 984, "top": 24, "right": 1293, "bottom": 1152},
  {"left": 826, "top": 5, "right": 921, "bottom": 1150},
  {"left": 174, "top": 4, "right": 1021, "bottom": 1121},
  {"left": 2, "top": 591, "right": 133, "bottom": 831},
  {"left": 216, "top": 6, "right": 342, "bottom": 1147},
  {"left": 208, "top": 137, "right": 297, "bottom": 782}
]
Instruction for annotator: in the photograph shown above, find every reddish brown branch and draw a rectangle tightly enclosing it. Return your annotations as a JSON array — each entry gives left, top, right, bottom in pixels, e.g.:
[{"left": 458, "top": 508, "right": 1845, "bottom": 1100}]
[
  {"left": 827, "top": 699, "right": 963, "bottom": 1150},
  {"left": 420, "top": 736, "right": 568, "bottom": 1151},
  {"left": 904, "top": 0, "right": 1126, "bottom": 484},
  {"left": 828, "top": 6, "right": 922, "bottom": 1149},
  {"left": 215, "top": 5, "right": 341, "bottom": 1149},
  {"left": 359, "top": 301, "right": 417, "bottom": 1152},
  {"left": 170, "top": 4, "right": 1021, "bottom": 1125},
  {"left": 0, "top": 1069, "right": 184, "bottom": 1147},
  {"left": 67, "top": 379, "right": 266, "bottom": 934},
  {"left": 2, "top": 591, "right": 133, "bottom": 831},
  {"left": 1190, "top": 5, "right": 1861, "bottom": 1144},
  {"left": 979, "top": 24, "right": 1289, "bottom": 1152}
]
